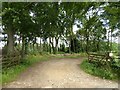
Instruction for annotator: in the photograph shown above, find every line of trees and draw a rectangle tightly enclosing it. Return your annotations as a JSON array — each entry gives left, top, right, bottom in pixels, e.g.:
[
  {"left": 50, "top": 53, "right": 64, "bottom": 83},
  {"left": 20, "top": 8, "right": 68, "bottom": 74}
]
[{"left": 1, "top": 2, "right": 120, "bottom": 57}]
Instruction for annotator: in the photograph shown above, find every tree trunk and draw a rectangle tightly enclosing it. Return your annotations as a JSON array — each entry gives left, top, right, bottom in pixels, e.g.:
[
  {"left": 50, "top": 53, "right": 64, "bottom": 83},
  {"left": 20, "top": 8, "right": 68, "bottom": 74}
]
[
  {"left": 50, "top": 38, "right": 55, "bottom": 54},
  {"left": 39, "top": 38, "right": 42, "bottom": 53},
  {"left": 33, "top": 37, "right": 36, "bottom": 51},
  {"left": 85, "top": 30, "right": 89, "bottom": 54},
  {"left": 18, "top": 36, "right": 21, "bottom": 50},
  {"left": 108, "top": 31, "right": 110, "bottom": 52},
  {"left": 21, "top": 36, "right": 25, "bottom": 58},
  {"left": 86, "top": 37, "right": 89, "bottom": 53},
  {"left": 7, "top": 27, "right": 14, "bottom": 55},
  {"left": 69, "top": 27, "right": 73, "bottom": 54},
  {"left": 69, "top": 40, "right": 71, "bottom": 54},
  {"left": 52, "top": 38, "right": 55, "bottom": 54},
  {"left": 72, "top": 38, "right": 75, "bottom": 53},
  {"left": 55, "top": 37, "right": 59, "bottom": 54},
  {"left": 36, "top": 43, "right": 39, "bottom": 51},
  {"left": 49, "top": 38, "right": 52, "bottom": 54},
  {"left": 33, "top": 43, "right": 35, "bottom": 51},
  {"left": 81, "top": 36, "right": 83, "bottom": 52},
  {"left": 110, "top": 29, "right": 112, "bottom": 52},
  {"left": 25, "top": 38, "right": 28, "bottom": 54}
]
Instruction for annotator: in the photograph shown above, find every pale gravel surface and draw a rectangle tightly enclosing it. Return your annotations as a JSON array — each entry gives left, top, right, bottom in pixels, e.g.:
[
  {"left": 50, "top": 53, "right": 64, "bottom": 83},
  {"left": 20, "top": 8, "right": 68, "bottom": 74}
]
[{"left": 3, "top": 58, "right": 118, "bottom": 88}]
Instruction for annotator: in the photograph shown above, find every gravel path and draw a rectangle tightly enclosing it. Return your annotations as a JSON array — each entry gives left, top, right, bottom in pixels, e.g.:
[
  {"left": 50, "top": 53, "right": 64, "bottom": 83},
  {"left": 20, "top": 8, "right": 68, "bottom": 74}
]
[{"left": 4, "top": 58, "right": 118, "bottom": 88}]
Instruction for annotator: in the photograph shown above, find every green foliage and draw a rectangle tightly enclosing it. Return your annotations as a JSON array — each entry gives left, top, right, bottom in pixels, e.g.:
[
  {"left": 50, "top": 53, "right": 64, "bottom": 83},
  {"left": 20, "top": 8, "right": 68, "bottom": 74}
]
[
  {"left": 2, "top": 65, "right": 26, "bottom": 85},
  {"left": 111, "top": 43, "right": 119, "bottom": 52},
  {"left": 2, "top": 2, "right": 119, "bottom": 55},
  {"left": 80, "top": 59, "right": 119, "bottom": 81},
  {"left": 28, "top": 50, "right": 39, "bottom": 55}
]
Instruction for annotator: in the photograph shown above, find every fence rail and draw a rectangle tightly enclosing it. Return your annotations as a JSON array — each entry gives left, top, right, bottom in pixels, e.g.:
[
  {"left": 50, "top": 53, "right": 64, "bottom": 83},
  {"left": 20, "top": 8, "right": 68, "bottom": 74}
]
[
  {"left": 1, "top": 53, "right": 21, "bottom": 69},
  {"left": 88, "top": 52, "right": 119, "bottom": 64}
]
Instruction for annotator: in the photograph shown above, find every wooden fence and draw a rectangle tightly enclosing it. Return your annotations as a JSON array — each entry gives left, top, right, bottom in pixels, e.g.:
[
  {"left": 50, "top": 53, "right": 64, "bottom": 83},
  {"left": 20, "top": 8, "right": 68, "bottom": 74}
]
[
  {"left": 0, "top": 53, "right": 21, "bottom": 69},
  {"left": 88, "top": 52, "right": 120, "bottom": 69},
  {"left": 88, "top": 52, "right": 119, "bottom": 61}
]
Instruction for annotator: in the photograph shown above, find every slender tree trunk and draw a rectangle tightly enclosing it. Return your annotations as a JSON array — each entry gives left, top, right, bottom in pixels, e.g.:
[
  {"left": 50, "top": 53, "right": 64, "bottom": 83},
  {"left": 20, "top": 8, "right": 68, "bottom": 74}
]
[
  {"left": 49, "top": 38, "right": 52, "bottom": 54},
  {"left": 36, "top": 42, "right": 39, "bottom": 51},
  {"left": 46, "top": 42, "right": 49, "bottom": 52},
  {"left": 39, "top": 38, "right": 42, "bottom": 53},
  {"left": 52, "top": 38, "right": 55, "bottom": 54},
  {"left": 43, "top": 40, "right": 46, "bottom": 52},
  {"left": 21, "top": 36, "right": 25, "bottom": 58},
  {"left": 72, "top": 38, "right": 75, "bottom": 53},
  {"left": 86, "top": 37, "right": 88, "bottom": 53},
  {"left": 18, "top": 36, "right": 21, "bottom": 50},
  {"left": 25, "top": 38, "right": 28, "bottom": 54},
  {"left": 33, "top": 43, "right": 35, "bottom": 51},
  {"left": 55, "top": 37, "right": 59, "bottom": 54},
  {"left": 30, "top": 43, "right": 32, "bottom": 51},
  {"left": 86, "top": 30, "right": 89, "bottom": 54},
  {"left": 69, "top": 39, "right": 71, "bottom": 54},
  {"left": 110, "top": 29, "right": 112, "bottom": 52},
  {"left": 33, "top": 37, "right": 36, "bottom": 51},
  {"left": 81, "top": 36, "right": 84, "bottom": 52},
  {"left": 108, "top": 31, "right": 110, "bottom": 52},
  {"left": 69, "top": 27, "right": 72, "bottom": 54},
  {"left": 49, "top": 38, "right": 55, "bottom": 54}
]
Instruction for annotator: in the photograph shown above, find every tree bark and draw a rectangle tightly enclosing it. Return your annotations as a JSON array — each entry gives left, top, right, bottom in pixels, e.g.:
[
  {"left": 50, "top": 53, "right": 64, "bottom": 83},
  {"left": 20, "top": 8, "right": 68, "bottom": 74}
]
[
  {"left": 21, "top": 36, "right": 25, "bottom": 58},
  {"left": 49, "top": 38, "right": 52, "bottom": 54},
  {"left": 39, "top": 38, "right": 42, "bottom": 53},
  {"left": 7, "top": 25, "right": 14, "bottom": 54},
  {"left": 69, "top": 40, "right": 71, "bottom": 54},
  {"left": 50, "top": 37, "right": 55, "bottom": 54},
  {"left": 7, "top": 26, "right": 14, "bottom": 55},
  {"left": 55, "top": 37, "right": 59, "bottom": 54},
  {"left": 25, "top": 38, "right": 28, "bottom": 54},
  {"left": 85, "top": 29, "right": 89, "bottom": 54}
]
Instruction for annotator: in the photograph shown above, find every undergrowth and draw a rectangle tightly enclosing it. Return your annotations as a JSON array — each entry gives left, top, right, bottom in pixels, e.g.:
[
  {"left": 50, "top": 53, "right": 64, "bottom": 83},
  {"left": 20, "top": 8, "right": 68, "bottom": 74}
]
[{"left": 80, "top": 59, "right": 119, "bottom": 81}]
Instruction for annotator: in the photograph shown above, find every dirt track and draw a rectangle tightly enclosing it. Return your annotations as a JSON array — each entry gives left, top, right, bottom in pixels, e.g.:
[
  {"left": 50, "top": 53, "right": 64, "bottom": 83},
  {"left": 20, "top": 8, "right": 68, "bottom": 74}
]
[{"left": 4, "top": 58, "right": 118, "bottom": 88}]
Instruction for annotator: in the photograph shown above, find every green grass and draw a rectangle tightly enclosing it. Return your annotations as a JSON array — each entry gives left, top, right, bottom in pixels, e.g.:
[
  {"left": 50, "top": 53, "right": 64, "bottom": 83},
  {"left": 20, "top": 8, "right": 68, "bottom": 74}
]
[
  {"left": 2, "top": 53, "right": 84, "bottom": 85},
  {"left": 2, "top": 65, "right": 27, "bottom": 85},
  {"left": 2, "top": 54, "right": 52, "bottom": 85},
  {"left": 80, "top": 59, "right": 119, "bottom": 81}
]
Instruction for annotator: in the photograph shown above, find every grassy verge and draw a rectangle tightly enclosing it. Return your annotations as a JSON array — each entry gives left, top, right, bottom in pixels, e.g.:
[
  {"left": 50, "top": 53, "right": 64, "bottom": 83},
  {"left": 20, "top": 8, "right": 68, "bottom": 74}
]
[
  {"left": 2, "top": 54, "right": 52, "bottom": 85},
  {"left": 2, "top": 53, "right": 84, "bottom": 85},
  {"left": 80, "top": 59, "right": 118, "bottom": 81}
]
